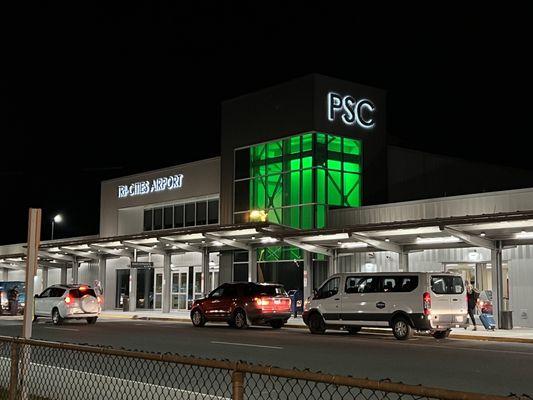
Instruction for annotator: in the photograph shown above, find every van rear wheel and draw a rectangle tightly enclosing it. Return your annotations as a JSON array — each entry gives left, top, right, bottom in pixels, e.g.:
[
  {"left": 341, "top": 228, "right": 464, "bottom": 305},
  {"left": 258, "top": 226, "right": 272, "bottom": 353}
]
[
  {"left": 392, "top": 317, "right": 412, "bottom": 340},
  {"left": 433, "top": 329, "right": 451, "bottom": 339},
  {"left": 308, "top": 313, "right": 326, "bottom": 334}
]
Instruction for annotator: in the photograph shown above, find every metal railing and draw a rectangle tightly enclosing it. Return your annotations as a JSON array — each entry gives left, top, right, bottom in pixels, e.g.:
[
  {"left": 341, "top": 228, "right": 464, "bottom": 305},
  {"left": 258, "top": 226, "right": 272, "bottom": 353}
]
[{"left": 0, "top": 335, "right": 529, "bottom": 400}]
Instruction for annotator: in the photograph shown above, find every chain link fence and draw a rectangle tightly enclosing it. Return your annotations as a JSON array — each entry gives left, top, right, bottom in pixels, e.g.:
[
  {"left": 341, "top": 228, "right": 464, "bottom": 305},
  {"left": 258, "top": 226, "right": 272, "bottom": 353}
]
[{"left": 0, "top": 335, "right": 530, "bottom": 400}]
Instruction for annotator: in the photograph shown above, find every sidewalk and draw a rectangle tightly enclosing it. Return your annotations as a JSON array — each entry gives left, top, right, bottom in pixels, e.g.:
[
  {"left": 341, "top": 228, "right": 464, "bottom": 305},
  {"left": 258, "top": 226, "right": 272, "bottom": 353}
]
[{"left": 100, "top": 310, "right": 533, "bottom": 344}]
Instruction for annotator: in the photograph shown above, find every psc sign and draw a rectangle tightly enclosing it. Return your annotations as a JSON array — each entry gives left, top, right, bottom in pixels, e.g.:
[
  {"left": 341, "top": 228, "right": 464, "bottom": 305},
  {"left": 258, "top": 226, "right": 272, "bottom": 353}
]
[{"left": 327, "top": 92, "right": 376, "bottom": 129}]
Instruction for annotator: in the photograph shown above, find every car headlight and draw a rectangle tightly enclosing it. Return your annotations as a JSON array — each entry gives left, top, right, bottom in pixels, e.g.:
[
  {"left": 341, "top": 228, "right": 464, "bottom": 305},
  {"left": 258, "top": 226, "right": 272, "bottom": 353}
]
[{"left": 304, "top": 298, "right": 311, "bottom": 311}]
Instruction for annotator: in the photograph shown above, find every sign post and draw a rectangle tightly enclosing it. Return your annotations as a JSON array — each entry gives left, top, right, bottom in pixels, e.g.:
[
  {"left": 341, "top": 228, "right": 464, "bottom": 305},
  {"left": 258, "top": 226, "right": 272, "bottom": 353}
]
[{"left": 22, "top": 208, "right": 41, "bottom": 339}]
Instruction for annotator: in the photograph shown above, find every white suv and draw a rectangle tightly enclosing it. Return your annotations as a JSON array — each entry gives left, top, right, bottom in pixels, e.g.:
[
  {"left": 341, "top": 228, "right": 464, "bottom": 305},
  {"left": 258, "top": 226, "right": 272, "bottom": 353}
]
[
  {"left": 303, "top": 272, "right": 468, "bottom": 340},
  {"left": 34, "top": 284, "right": 101, "bottom": 325}
]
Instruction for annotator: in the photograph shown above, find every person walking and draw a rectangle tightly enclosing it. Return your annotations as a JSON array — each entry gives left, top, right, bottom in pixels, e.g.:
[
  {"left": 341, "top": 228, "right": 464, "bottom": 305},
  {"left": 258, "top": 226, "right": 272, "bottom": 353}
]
[
  {"left": 8, "top": 285, "right": 19, "bottom": 316},
  {"left": 466, "top": 278, "right": 480, "bottom": 331}
]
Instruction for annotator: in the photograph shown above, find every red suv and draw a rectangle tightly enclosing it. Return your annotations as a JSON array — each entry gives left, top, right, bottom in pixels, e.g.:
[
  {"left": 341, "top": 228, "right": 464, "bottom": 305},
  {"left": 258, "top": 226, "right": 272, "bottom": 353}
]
[{"left": 190, "top": 282, "right": 291, "bottom": 329}]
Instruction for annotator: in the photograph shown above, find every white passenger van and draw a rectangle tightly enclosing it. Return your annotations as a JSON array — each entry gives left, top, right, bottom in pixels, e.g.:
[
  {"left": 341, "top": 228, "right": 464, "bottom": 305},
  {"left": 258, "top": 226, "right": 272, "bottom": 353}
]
[{"left": 302, "top": 272, "right": 468, "bottom": 340}]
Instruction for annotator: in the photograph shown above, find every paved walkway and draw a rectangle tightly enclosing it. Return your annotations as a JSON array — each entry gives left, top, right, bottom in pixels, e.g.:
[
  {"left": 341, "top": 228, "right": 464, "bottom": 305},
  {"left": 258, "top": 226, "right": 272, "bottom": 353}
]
[{"left": 100, "top": 310, "right": 533, "bottom": 344}]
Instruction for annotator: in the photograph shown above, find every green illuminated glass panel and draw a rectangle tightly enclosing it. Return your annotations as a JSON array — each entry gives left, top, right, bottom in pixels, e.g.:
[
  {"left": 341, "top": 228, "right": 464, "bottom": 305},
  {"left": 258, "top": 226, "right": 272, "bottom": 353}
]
[
  {"left": 328, "top": 135, "right": 342, "bottom": 153},
  {"left": 302, "top": 156, "right": 312, "bottom": 169},
  {"left": 327, "top": 171, "right": 342, "bottom": 206},
  {"left": 343, "top": 161, "right": 360, "bottom": 173},
  {"left": 302, "top": 134, "right": 313, "bottom": 152},
  {"left": 316, "top": 168, "right": 326, "bottom": 204},
  {"left": 327, "top": 159, "right": 342, "bottom": 171},
  {"left": 290, "top": 136, "right": 300, "bottom": 154},
  {"left": 267, "top": 141, "right": 282, "bottom": 159},
  {"left": 316, "top": 133, "right": 327, "bottom": 144},
  {"left": 344, "top": 172, "right": 361, "bottom": 207},
  {"left": 290, "top": 158, "right": 300, "bottom": 170},
  {"left": 343, "top": 138, "right": 361, "bottom": 155},
  {"left": 302, "top": 169, "right": 312, "bottom": 204}
]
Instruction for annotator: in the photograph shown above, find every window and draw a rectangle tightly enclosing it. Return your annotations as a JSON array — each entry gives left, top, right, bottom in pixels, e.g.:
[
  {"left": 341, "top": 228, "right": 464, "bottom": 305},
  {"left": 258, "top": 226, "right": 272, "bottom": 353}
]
[
  {"left": 153, "top": 208, "right": 163, "bottom": 230},
  {"left": 163, "top": 206, "right": 173, "bottom": 229},
  {"left": 185, "top": 203, "right": 195, "bottom": 227},
  {"left": 39, "top": 288, "right": 51, "bottom": 298},
  {"left": 196, "top": 201, "right": 207, "bottom": 225},
  {"left": 143, "top": 209, "right": 153, "bottom": 231},
  {"left": 208, "top": 199, "right": 219, "bottom": 224},
  {"left": 397, "top": 276, "right": 418, "bottom": 292},
  {"left": 210, "top": 285, "right": 225, "bottom": 298},
  {"left": 69, "top": 288, "right": 97, "bottom": 298},
  {"left": 143, "top": 198, "right": 219, "bottom": 231},
  {"left": 431, "top": 275, "right": 465, "bottom": 295},
  {"left": 233, "top": 264, "right": 248, "bottom": 282},
  {"left": 315, "top": 277, "right": 340, "bottom": 299},
  {"left": 174, "top": 205, "right": 184, "bottom": 228},
  {"left": 253, "top": 285, "right": 287, "bottom": 296},
  {"left": 224, "top": 284, "right": 238, "bottom": 298},
  {"left": 50, "top": 288, "right": 66, "bottom": 298},
  {"left": 382, "top": 278, "right": 397, "bottom": 292},
  {"left": 345, "top": 277, "right": 378, "bottom": 294},
  {"left": 376, "top": 276, "right": 419, "bottom": 293}
]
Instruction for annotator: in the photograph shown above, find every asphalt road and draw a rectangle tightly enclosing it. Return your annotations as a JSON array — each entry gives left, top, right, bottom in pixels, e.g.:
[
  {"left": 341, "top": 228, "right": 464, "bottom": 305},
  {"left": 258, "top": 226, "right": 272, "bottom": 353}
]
[{"left": 1, "top": 317, "right": 532, "bottom": 397}]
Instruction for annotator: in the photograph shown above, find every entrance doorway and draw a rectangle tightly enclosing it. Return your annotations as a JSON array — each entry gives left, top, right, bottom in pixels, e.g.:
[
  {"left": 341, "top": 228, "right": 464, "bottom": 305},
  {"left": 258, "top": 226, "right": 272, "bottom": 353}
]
[
  {"left": 136, "top": 268, "right": 154, "bottom": 309},
  {"left": 116, "top": 269, "right": 129, "bottom": 309},
  {"left": 154, "top": 272, "right": 163, "bottom": 309},
  {"left": 172, "top": 269, "right": 188, "bottom": 310}
]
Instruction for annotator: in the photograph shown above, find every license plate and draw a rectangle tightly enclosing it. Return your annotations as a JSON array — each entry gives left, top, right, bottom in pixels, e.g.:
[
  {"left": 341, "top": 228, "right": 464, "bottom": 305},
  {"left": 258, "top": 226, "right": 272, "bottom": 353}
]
[
  {"left": 274, "top": 299, "right": 280, "bottom": 304},
  {"left": 455, "top": 315, "right": 463, "bottom": 322}
]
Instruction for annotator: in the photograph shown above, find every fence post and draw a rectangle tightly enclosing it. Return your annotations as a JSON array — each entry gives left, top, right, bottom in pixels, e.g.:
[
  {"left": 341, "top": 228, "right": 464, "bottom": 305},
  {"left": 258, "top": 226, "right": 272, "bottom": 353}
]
[
  {"left": 232, "top": 367, "right": 244, "bottom": 400},
  {"left": 8, "top": 341, "right": 20, "bottom": 400}
]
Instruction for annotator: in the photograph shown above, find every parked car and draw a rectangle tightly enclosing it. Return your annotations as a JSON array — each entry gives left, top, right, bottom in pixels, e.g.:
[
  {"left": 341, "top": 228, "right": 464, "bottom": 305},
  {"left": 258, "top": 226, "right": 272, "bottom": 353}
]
[
  {"left": 478, "top": 289, "right": 493, "bottom": 314},
  {"left": 34, "top": 284, "right": 101, "bottom": 325},
  {"left": 303, "top": 272, "right": 468, "bottom": 340},
  {"left": 0, "top": 281, "right": 26, "bottom": 314},
  {"left": 190, "top": 282, "right": 291, "bottom": 329}
]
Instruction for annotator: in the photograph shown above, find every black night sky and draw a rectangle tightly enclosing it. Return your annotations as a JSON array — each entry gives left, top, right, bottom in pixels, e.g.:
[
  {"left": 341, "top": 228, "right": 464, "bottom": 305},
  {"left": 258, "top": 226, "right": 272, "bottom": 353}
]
[{"left": 1, "top": 3, "right": 532, "bottom": 244}]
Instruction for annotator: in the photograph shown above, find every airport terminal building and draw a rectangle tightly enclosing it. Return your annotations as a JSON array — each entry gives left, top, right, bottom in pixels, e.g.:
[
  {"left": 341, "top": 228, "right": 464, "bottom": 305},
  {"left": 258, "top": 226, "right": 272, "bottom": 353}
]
[{"left": 2, "top": 74, "right": 533, "bottom": 328}]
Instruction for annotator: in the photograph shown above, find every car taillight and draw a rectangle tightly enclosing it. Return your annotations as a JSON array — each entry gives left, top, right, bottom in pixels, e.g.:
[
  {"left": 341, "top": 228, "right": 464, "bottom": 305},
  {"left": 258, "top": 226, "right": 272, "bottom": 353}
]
[
  {"left": 423, "top": 292, "right": 431, "bottom": 315},
  {"left": 64, "top": 295, "right": 72, "bottom": 304},
  {"left": 254, "top": 297, "right": 270, "bottom": 306}
]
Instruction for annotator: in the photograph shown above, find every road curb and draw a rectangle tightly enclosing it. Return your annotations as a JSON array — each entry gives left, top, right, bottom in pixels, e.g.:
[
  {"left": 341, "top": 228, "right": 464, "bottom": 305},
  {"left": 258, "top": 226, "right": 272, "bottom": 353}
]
[{"left": 99, "top": 314, "right": 533, "bottom": 344}]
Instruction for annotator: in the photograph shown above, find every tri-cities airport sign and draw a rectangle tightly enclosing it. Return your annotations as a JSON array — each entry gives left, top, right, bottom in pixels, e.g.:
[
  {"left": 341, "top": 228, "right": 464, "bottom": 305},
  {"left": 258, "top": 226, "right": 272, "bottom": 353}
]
[
  {"left": 118, "top": 174, "right": 184, "bottom": 198},
  {"left": 327, "top": 92, "right": 376, "bottom": 129}
]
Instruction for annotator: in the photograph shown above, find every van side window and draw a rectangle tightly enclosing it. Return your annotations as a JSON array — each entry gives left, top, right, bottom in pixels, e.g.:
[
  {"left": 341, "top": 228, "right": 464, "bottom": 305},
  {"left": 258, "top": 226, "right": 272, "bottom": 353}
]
[
  {"left": 397, "top": 276, "right": 419, "bottom": 292},
  {"left": 382, "top": 278, "right": 396, "bottom": 292},
  {"left": 345, "top": 277, "right": 378, "bottom": 294},
  {"left": 431, "top": 276, "right": 464, "bottom": 294},
  {"left": 315, "top": 277, "right": 340, "bottom": 299}
]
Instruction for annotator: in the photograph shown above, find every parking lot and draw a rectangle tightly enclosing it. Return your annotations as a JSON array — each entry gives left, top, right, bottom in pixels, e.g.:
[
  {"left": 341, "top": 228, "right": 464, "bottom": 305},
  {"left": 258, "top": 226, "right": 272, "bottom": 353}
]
[{"left": 1, "top": 317, "right": 532, "bottom": 396}]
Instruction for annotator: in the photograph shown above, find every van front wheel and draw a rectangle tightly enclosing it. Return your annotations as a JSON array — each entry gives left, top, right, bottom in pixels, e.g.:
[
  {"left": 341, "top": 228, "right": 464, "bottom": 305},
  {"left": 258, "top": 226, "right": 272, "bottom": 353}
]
[
  {"left": 308, "top": 313, "right": 326, "bottom": 334},
  {"left": 392, "top": 317, "right": 412, "bottom": 340}
]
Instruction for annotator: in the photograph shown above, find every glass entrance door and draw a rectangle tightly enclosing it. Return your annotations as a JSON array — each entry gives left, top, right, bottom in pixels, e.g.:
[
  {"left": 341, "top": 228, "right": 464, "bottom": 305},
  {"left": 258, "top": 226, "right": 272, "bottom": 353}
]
[
  {"left": 171, "top": 270, "right": 188, "bottom": 310},
  {"left": 154, "top": 272, "right": 163, "bottom": 309}
]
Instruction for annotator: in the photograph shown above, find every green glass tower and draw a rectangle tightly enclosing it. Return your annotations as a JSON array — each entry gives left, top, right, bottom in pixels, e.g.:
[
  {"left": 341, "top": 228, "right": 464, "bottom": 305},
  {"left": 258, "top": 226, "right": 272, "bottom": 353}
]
[{"left": 243, "top": 132, "right": 362, "bottom": 229}]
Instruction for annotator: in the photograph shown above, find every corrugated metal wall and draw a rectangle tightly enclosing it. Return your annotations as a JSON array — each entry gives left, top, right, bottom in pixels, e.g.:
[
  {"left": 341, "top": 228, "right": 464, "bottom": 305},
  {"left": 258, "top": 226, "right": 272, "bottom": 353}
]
[{"left": 329, "top": 187, "right": 533, "bottom": 227}]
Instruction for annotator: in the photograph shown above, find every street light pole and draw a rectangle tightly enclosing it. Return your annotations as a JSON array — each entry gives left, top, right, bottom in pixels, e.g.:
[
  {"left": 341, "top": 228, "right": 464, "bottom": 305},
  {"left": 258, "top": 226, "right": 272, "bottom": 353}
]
[{"left": 51, "top": 214, "right": 62, "bottom": 240}]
